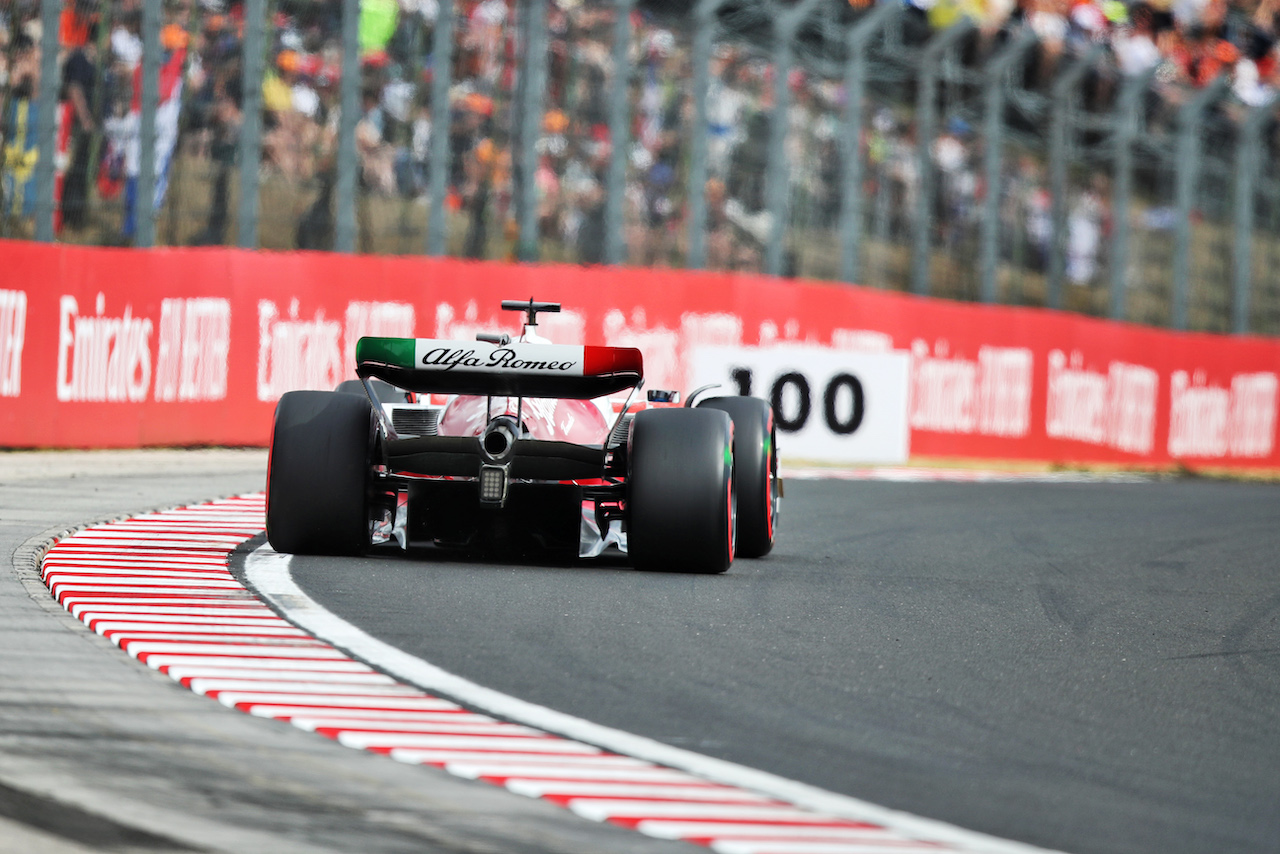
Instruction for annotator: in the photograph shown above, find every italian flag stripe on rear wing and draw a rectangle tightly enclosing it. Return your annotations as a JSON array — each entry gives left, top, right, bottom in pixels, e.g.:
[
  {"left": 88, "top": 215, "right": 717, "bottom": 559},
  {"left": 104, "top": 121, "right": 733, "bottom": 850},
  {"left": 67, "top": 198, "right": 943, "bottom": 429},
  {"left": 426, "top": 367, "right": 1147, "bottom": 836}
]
[
  {"left": 583, "top": 346, "right": 643, "bottom": 379},
  {"left": 356, "top": 337, "right": 415, "bottom": 369}
]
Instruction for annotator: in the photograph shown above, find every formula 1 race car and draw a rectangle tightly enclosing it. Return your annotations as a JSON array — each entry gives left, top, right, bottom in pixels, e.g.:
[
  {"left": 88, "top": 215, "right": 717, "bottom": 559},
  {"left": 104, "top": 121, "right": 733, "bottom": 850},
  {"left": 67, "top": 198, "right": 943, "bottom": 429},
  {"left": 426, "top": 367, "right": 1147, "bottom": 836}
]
[{"left": 265, "top": 299, "right": 780, "bottom": 573}]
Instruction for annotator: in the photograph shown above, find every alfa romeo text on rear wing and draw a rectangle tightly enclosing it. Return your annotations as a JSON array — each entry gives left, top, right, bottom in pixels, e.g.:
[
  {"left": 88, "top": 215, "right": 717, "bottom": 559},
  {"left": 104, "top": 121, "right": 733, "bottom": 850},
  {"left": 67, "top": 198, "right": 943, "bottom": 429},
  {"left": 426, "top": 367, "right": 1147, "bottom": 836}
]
[{"left": 356, "top": 338, "right": 644, "bottom": 399}]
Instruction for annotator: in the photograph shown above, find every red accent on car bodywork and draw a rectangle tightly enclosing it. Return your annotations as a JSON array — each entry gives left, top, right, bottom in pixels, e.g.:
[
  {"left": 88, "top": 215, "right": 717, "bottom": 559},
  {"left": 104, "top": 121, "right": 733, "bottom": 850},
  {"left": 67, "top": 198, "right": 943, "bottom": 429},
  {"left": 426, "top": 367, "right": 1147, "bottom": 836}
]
[{"left": 583, "top": 346, "right": 643, "bottom": 381}]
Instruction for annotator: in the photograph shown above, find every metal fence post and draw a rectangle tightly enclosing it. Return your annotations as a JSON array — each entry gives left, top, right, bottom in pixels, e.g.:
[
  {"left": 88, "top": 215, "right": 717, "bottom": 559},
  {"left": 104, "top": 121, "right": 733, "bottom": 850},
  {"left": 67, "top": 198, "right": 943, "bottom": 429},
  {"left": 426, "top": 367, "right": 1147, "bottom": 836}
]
[
  {"left": 32, "top": 0, "right": 60, "bottom": 242},
  {"left": 1109, "top": 67, "right": 1155, "bottom": 322},
  {"left": 686, "top": 0, "right": 724, "bottom": 270},
  {"left": 516, "top": 0, "right": 549, "bottom": 262},
  {"left": 604, "top": 0, "right": 636, "bottom": 265},
  {"left": 839, "top": 2, "right": 902, "bottom": 285},
  {"left": 763, "top": 0, "right": 824, "bottom": 277},
  {"left": 237, "top": 0, "right": 266, "bottom": 249},
  {"left": 911, "top": 21, "right": 973, "bottom": 296},
  {"left": 1046, "top": 45, "right": 1101, "bottom": 309},
  {"left": 135, "top": 0, "right": 162, "bottom": 248},
  {"left": 427, "top": 0, "right": 455, "bottom": 256},
  {"left": 335, "top": 0, "right": 360, "bottom": 253},
  {"left": 978, "top": 30, "right": 1036, "bottom": 303},
  {"left": 1172, "top": 74, "right": 1228, "bottom": 330},
  {"left": 762, "top": 19, "right": 794, "bottom": 276},
  {"left": 1232, "top": 102, "right": 1272, "bottom": 334}
]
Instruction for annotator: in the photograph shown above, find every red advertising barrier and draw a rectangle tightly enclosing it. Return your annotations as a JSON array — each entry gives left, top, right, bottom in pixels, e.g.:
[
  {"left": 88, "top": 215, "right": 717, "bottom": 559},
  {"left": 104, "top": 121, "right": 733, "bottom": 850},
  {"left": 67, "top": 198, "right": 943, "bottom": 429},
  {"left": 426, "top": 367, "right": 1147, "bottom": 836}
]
[{"left": 1, "top": 239, "right": 1278, "bottom": 469}]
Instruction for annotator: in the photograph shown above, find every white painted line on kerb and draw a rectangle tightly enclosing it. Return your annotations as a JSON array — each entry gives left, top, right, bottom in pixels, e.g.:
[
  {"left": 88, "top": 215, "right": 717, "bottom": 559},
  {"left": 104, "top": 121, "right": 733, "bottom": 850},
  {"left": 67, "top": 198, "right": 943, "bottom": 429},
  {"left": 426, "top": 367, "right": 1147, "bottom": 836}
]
[{"left": 246, "top": 544, "right": 1063, "bottom": 854}]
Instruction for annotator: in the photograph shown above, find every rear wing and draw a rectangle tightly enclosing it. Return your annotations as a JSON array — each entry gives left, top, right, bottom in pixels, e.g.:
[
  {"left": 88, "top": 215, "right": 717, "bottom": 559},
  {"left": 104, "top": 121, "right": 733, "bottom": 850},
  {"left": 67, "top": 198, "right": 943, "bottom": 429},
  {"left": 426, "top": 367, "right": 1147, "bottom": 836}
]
[{"left": 356, "top": 337, "right": 643, "bottom": 399}]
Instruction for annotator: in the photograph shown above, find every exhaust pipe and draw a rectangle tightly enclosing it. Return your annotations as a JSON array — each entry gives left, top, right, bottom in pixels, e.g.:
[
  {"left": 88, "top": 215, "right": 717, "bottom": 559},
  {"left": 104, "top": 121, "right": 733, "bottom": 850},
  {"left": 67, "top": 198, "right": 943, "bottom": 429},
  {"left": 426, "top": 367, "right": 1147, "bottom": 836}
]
[{"left": 481, "top": 416, "right": 520, "bottom": 462}]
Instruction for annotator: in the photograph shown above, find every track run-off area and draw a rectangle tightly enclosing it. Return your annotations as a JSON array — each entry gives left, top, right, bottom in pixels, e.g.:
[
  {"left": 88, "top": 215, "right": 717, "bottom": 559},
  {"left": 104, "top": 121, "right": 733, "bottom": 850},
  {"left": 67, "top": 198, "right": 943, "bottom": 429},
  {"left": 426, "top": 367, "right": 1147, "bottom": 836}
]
[{"left": 6, "top": 451, "right": 1280, "bottom": 854}]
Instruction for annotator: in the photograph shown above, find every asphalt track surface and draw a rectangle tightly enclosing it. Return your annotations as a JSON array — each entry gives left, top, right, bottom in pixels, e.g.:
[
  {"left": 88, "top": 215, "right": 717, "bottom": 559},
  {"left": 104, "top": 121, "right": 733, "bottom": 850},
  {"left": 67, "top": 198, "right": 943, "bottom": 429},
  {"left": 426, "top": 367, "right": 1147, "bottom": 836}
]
[{"left": 287, "top": 477, "right": 1280, "bottom": 854}]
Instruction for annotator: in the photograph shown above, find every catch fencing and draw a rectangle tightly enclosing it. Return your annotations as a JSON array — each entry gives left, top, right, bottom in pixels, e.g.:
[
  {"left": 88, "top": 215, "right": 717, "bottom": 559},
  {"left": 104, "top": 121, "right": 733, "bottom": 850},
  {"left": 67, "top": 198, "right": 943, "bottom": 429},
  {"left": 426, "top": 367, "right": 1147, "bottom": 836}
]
[{"left": 4, "top": 0, "right": 1280, "bottom": 336}]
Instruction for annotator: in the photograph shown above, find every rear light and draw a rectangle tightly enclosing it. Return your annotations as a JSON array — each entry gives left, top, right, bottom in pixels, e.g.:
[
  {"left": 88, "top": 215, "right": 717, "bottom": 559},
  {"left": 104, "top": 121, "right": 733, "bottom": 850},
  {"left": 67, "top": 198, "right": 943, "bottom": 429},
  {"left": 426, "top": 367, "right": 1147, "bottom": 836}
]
[{"left": 479, "top": 465, "right": 508, "bottom": 506}]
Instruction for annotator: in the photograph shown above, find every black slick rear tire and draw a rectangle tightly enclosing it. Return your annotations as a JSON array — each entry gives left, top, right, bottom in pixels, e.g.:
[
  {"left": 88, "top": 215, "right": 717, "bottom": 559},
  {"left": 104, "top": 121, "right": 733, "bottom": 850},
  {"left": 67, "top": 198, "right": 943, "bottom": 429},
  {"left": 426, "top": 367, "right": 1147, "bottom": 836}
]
[
  {"left": 267, "top": 390, "right": 374, "bottom": 555},
  {"left": 627, "top": 408, "right": 734, "bottom": 574},
  {"left": 336, "top": 378, "right": 403, "bottom": 403},
  {"left": 699, "top": 395, "right": 778, "bottom": 558}
]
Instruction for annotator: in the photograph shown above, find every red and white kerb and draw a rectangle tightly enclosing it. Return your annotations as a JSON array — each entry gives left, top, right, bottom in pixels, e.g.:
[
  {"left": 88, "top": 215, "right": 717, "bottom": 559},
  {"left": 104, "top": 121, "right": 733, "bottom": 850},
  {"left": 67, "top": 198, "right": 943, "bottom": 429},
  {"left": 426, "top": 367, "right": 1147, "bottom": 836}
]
[{"left": 42, "top": 495, "right": 968, "bottom": 854}]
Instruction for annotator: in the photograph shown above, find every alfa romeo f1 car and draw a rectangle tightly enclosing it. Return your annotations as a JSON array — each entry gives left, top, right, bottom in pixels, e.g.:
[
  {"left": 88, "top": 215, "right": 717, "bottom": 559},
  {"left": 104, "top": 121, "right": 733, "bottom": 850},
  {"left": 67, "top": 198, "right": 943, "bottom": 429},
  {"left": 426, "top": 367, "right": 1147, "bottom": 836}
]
[{"left": 265, "top": 299, "right": 779, "bottom": 574}]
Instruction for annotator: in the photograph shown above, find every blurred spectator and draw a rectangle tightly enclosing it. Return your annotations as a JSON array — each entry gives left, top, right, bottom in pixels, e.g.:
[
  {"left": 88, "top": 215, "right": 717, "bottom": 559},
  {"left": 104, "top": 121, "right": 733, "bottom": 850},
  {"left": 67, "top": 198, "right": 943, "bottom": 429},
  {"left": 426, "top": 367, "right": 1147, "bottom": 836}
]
[
  {"left": 263, "top": 49, "right": 324, "bottom": 181},
  {"left": 296, "top": 169, "right": 336, "bottom": 251},
  {"left": 1233, "top": 11, "right": 1279, "bottom": 107},
  {"left": 1027, "top": 0, "right": 1070, "bottom": 83},
  {"left": 108, "top": 22, "right": 187, "bottom": 242},
  {"left": 1011, "top": 155, "right": 1052, "bottom": 270},
  {"left": 2, "top": 29, "right": 41, "bottom": 228},
  {"left": 360, "top": 0, "right": 400, "bottom": 55},
  {"left": 191, "top": 66, "right": 242, "bottom": 247},
  {"left": 933, "top": 118, "right": 976, "bottom": 248},
  {"left": 705, "top": 49, "right": 747, "bottom": 178},
  {"left": 464, "top": 0, "right": 508, "bottom": 92},
  {"left": 357, "top": 84, "right": 396, "bottom": 194},
  {"left": 59, "top": 1, "right": 96, "bottom": 50},
  {"left": 111, "top": 8, "right": 142, "bottom": 71},
  {"left": 403, "top": 92, "right": 432, "bottom": 199},
  {"left": 462, "top": 133, "right": 503, "bottom": 258},
  {"left": 727, "top": 110, "right": 767, "bottom": 215},
  {"left": 570, "top": 137, "right": 608, "bottom": 264},
  {"left": 60, "top": 23, "right": 99, "bottom": 230},
  {"left": 1168, "top": 22, "right": 1240, "bottom": 87},
  {"left": 1067, "top": 176, "right": 1109, "bottom": 286},
  {"left": 703, "top": 176, "right": 733, "bottom": 270},
  {"left": 1114, "top": 6, "right": 1162, "bottom": 75}
]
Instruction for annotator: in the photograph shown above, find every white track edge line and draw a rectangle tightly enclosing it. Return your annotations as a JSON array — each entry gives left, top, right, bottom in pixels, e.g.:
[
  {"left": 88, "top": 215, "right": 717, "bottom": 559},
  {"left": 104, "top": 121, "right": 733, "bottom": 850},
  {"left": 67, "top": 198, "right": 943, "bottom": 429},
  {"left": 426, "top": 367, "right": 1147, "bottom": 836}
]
[{"left": 244, "top": 543, "right": 1064, "bottom": 854}]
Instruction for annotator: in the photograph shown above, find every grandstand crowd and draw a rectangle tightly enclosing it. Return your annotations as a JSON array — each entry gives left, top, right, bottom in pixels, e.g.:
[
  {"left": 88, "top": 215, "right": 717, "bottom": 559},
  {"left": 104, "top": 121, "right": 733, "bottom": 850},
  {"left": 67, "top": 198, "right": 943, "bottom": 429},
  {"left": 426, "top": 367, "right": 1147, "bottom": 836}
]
[{"left": 0, "top": 0, "right": 1276, "bottom": 280}]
